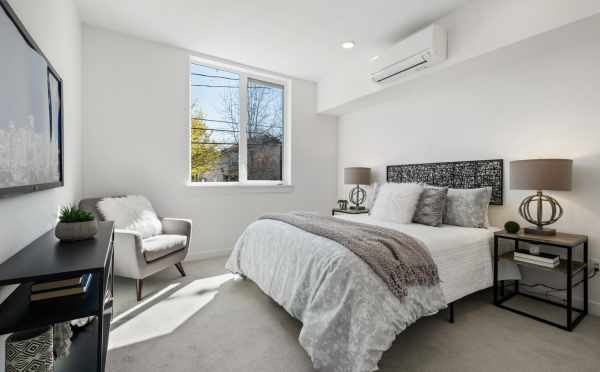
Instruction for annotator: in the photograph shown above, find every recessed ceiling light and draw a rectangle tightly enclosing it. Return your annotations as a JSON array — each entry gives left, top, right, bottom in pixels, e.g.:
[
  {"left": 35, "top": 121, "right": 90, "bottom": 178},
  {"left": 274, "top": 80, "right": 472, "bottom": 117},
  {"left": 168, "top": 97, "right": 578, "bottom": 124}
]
[
  {"left": 371, "top": 55, "right": 379, "bottom": 61},
  {"left": 341, "top": 41, "right": 355, "bottom": 49}
]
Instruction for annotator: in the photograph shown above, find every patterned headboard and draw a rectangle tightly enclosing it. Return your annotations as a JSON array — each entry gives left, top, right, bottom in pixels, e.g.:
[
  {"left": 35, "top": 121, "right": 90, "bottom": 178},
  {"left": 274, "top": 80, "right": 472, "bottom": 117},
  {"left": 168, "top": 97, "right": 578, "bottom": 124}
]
[{"left": 386, "top": 159, "right": 504, "bottom": 205}]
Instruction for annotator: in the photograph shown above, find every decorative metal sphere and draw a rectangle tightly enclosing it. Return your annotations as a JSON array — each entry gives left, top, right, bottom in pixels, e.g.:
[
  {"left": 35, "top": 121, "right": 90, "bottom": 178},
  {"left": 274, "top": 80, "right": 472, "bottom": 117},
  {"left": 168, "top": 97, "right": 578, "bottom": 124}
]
[
  {"left": 518, "top": 193, "right": 563, "bottom": 227},
  {"left": 349, "top": 186, "right": 366, "bottom": 207}
]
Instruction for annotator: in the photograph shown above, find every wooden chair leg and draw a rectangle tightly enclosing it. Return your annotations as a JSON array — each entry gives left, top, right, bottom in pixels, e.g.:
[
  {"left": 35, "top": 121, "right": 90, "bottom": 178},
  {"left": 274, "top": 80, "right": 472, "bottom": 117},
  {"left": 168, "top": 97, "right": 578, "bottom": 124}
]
[
  {"left": 175, "top": 262, "right": 186, "bottom": 277},
  {"left": 136, "top": 279, "right": 143, "bottom": 301}
]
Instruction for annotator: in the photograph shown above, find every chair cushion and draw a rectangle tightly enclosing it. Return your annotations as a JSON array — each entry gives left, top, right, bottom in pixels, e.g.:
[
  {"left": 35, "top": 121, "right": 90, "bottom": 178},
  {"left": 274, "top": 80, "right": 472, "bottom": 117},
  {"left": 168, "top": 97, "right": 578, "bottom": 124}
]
[
  {"left": 142, "top": 234, "right": 187, "bottom": 263},
  {"left": 97, "top": 195, "right": 162, "bottom": 238}
]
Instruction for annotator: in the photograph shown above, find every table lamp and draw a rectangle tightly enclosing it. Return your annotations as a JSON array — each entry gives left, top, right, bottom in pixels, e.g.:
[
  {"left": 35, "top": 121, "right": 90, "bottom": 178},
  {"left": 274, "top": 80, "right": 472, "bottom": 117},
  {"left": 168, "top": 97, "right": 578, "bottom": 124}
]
[
  {"left": 510, "top": 159, "right": 572, "bottom": 236},
  {"left": 344, "top": 167, "right": 371, "bottom": 210}
]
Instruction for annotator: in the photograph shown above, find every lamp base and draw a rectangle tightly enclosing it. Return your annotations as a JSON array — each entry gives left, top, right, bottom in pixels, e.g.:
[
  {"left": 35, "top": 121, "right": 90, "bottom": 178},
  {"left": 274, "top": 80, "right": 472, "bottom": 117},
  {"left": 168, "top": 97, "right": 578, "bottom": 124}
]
[
  {"left": 518, "top": 191, "right": 563, "bottom": 237},
  {"left": 348, "top": 185, "right": 367, "bottom": 210},
  {"left": 523, "top": 226, "right": 557, "bottom": 236}
]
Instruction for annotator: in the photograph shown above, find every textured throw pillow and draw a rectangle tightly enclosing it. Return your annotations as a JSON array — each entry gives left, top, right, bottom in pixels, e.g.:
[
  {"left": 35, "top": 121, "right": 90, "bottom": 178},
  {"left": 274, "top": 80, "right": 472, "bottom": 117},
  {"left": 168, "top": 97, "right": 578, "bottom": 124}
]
[
  {"left": 97, "top": 195, "right": 162, "bottom": 238},
  {"left": 444, "top": 187, "right": 492, "bottom": 228},
  {"left": 370, "top": 183, "right": 424, "bottom": 224},
  {"left": 413, "top": 187, "right": 448, "bottom": 227}
]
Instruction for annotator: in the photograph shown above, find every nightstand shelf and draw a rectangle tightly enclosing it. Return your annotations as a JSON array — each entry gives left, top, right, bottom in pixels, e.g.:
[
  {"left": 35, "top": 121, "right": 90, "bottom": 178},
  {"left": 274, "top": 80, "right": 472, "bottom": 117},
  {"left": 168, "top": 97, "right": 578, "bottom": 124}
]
[
  {"left": 499, "top": 251, "right": 586, "bottom": 275},
  {"left": 493, "top": 229, "right": 589, "bottom": 331}
]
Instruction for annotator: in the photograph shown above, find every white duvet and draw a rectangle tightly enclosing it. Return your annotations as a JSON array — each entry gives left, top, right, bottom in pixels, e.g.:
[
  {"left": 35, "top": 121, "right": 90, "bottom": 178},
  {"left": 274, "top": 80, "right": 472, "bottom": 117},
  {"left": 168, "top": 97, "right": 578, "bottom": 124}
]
[
  {"left": 339, "top": 215, "right": 496, "bottom": 303},
  {"left": 225, "top": 215, "right": 496, "bottom": 372}
]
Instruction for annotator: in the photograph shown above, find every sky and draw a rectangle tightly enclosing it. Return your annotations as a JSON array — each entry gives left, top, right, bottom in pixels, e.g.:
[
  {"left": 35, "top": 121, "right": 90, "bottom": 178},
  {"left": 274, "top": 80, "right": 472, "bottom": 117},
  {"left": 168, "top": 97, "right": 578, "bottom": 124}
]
[
  {"left": 191, "top": 63, "right": 240, "bottom": 145},
  {"left": 190, "top": 63, "right": 284, "bottom": 145}
]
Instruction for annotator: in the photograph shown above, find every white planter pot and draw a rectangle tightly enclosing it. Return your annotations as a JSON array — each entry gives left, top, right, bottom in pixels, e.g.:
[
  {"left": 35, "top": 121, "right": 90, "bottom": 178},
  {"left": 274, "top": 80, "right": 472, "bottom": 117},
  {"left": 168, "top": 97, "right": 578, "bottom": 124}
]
[{"left": 54, "top": 220, "right": 98, "bottom": 241}]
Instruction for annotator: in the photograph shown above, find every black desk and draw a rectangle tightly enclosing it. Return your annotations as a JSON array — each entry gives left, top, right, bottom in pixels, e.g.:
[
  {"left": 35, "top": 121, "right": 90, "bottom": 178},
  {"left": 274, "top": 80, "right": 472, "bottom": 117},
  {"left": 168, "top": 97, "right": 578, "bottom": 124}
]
[{"left": 0, "top": 221, "right": 114, "bottom": 372}]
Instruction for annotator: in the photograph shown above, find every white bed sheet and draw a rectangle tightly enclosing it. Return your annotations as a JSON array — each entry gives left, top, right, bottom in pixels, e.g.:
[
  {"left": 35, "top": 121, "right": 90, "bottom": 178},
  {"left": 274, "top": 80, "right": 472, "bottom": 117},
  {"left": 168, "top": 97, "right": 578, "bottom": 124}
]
[{"left": 336, "top": 214, "right": 498, "bottom": 303}]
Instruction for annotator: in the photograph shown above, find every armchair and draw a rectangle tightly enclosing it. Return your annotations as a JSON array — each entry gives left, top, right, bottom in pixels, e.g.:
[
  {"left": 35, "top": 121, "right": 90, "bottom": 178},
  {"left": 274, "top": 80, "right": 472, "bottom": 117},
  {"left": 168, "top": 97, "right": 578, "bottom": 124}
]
[{"left": 79, "top": 197, "right": 192, "bottom": 301}]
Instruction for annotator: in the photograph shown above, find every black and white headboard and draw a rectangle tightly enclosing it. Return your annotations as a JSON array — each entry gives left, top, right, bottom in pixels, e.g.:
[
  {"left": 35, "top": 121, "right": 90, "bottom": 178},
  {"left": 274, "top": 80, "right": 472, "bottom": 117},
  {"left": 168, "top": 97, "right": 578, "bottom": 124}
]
[{"left": 386, "top": 159, "right": 504, "bottom": 205}]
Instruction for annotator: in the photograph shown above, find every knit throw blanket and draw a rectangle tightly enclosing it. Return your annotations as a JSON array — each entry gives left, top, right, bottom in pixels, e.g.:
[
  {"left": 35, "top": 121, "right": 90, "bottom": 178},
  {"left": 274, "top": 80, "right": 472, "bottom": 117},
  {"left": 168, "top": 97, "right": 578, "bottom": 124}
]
[{"left": 259, "top": 212, "right": 440, "bottom": 300}]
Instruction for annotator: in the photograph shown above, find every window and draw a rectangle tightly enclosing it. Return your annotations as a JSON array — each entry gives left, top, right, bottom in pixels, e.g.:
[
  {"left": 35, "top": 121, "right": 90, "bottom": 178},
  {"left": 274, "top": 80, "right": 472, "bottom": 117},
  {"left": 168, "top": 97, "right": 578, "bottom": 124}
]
[{"left": 189, "top": 61, "right": 289, "bottom": 185}]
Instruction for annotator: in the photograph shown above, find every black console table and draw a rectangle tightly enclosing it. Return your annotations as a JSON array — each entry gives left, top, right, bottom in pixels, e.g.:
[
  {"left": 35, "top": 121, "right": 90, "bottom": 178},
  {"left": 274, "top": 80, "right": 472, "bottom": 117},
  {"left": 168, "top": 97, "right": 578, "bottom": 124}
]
[{"left": 0, "top": 221, "right": 114, "bottom": 372}]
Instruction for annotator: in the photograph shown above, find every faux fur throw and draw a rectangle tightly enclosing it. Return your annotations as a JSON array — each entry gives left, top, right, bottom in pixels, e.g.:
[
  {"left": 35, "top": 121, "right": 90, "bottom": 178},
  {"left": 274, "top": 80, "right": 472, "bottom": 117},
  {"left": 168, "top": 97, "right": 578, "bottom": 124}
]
[
  {"left": 259, "top": 212, "right": 440, "bottom": 300},
  {"left": 97, "top": 195, "right": 162, "bottom": 238}
]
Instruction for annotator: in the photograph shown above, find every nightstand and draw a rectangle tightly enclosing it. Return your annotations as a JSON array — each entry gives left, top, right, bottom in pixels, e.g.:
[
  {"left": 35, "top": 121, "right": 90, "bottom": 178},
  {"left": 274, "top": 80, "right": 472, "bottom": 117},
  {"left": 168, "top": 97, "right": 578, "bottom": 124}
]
[
  {"left": 493, "top": 230, "right": 589, "bottom": 331},
  {"left": 332, "top": 208, "right": 369, "bottom": 216}
]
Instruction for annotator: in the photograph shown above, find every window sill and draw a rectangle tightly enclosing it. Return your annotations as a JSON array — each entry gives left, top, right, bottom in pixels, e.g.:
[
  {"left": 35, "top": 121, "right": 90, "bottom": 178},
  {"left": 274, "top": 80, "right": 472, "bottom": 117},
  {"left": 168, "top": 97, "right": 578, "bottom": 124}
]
[{"left": 185, "top": 182, "right": 294, "bottom": 193}]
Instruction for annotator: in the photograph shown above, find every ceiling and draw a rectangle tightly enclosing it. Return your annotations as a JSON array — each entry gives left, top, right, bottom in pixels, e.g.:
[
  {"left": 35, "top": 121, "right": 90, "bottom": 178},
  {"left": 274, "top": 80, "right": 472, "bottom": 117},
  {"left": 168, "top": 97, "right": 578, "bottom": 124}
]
[{"left": 76, "top": 0, "right": 468, "bottom": 82}]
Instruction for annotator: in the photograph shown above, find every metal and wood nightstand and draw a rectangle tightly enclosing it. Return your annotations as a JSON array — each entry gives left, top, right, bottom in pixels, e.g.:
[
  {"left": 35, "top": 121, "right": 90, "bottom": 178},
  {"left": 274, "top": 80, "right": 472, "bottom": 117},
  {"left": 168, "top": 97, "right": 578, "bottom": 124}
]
[
  {"left": 332, "top": 208, "right": 369, "bottom": 216},
  {"left": 493, "top": 229, "right": 589, "bottom": 331}
]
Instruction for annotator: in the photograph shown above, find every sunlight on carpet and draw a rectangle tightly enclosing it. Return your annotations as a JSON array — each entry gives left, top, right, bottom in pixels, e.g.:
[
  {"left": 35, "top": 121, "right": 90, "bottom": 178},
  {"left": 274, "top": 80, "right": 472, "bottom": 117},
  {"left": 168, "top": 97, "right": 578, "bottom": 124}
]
[{"left": 108, "top": 273, "right": 234, "bottom": 351}]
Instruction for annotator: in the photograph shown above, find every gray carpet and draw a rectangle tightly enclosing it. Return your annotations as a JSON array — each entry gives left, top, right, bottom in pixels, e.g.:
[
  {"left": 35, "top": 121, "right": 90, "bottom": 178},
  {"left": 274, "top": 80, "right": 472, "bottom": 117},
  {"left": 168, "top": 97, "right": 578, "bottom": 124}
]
[{"left": 108, "top": 257, "right": 600, "bottom": 372}]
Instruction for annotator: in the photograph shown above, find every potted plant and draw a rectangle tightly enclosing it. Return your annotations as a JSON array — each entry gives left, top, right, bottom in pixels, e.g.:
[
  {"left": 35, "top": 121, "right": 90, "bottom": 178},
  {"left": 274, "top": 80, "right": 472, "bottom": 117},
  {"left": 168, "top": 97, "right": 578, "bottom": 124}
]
[{"left": 55, "top": 205, "right": 98, "bottom": 241}]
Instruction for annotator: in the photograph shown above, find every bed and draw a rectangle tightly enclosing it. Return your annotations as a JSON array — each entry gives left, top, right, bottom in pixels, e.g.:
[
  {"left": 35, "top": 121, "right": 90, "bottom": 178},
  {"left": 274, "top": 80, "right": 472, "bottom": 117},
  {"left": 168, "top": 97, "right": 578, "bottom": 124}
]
[
  {"left": 225, "top": 160, "right": 504, "bottom": 372},
  {"left": 336, "top": 214, "right": 498, "bottom": 304}
]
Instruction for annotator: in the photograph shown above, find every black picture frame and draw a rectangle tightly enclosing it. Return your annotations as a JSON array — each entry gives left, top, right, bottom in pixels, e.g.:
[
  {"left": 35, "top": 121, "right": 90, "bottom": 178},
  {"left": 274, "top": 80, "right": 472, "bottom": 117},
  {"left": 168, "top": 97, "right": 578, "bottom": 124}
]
[{"left": 0, "top": 0, "right": 64, "bottom": 197}]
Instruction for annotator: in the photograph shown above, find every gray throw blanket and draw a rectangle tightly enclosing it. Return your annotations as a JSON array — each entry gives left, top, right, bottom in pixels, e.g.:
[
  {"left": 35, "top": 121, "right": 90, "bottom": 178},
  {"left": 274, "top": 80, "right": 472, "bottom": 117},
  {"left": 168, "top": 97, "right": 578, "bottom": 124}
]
[{"left": 259, "top": 212, "right": 440, "bottom": 300}]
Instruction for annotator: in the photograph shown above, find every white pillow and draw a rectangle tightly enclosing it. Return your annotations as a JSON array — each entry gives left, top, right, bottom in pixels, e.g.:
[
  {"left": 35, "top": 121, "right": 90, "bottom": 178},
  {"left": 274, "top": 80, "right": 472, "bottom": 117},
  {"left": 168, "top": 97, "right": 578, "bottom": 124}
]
[
  {"left": 370, "top": 183, "right": 424, "bottom": 224},
  {"left": 97, "top": 195, "right": 162, "bottom": 238},
  {"left": 366, "top": 183, "right": 380, "bottom": 211}
]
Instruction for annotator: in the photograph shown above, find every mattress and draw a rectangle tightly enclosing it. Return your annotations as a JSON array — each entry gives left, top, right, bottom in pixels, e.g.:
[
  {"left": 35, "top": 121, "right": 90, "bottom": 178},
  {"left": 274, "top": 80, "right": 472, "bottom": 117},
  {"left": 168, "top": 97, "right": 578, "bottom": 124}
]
[{"left": 336, "top": 214, "right": 498, "bottom": 303}]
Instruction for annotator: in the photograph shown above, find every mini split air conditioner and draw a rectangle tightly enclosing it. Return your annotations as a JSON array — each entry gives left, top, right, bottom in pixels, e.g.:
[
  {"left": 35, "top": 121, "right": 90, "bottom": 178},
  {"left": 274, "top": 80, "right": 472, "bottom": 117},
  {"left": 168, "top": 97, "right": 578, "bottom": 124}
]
[{"left": 370, "top": 24, "right": 447, "bottom": 83}]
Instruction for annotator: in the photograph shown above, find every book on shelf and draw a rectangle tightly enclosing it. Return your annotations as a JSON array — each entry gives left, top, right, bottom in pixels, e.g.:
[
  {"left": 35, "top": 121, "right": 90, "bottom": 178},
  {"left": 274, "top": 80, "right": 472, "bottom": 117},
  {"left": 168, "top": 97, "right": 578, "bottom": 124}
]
[
  {"left": 30, "top": 273, "right": 93, "bottom": 301},
  {"left": 32, "top": 274, "right": 89, "bottom": 292},
  {"left": 514, "top": 249, "right": 559, "bottom": 264},
  {"left": 513, "top": 256, "right": 559, "bottom": 268}
]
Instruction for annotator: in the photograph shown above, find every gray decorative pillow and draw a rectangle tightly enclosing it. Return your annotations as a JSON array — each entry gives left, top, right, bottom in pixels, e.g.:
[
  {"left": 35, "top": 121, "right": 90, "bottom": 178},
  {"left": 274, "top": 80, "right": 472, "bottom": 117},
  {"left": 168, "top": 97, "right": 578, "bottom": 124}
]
[
  {"left": 444, "top": 187, "right": 492, "bottom": 228},
  {"left": 413, "top": 187, "right": 448, "bottom": 227}
]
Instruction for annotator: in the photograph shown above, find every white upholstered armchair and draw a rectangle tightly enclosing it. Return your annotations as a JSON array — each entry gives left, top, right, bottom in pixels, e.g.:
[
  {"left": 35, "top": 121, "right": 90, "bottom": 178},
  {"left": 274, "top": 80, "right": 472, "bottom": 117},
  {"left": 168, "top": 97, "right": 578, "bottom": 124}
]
[{"left": 79, "top": 197, "right": 191, "bottom": 301}]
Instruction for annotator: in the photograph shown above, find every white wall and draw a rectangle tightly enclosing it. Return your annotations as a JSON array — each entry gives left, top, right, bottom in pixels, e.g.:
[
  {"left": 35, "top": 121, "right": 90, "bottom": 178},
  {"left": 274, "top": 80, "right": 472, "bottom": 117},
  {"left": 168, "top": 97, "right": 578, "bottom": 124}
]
[
  {"left": 338, "top": 13, "right": 600, "bottom": 312},
  {"left": 82, "top": 27, "right": 337, "bottom": 260},
  {"left": 0, "top": 0, "right": 82, "bottom": 362},
  {"left": 318, "top": 0, "right": 600, "bottom": 114}
]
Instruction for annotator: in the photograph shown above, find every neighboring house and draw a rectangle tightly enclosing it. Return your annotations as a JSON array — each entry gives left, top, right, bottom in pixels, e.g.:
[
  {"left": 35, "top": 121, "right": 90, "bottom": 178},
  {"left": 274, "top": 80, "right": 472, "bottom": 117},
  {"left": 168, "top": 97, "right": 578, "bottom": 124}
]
[{"left": 201, "top": 134, "right": 282, "bottom": 182}]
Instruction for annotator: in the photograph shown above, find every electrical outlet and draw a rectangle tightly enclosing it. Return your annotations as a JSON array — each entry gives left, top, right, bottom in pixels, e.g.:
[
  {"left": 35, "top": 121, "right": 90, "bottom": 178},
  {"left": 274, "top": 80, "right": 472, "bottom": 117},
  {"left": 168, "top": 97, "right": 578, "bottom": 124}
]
[{"left": 591, "top": 259, "right": 600, "bottom": 273}]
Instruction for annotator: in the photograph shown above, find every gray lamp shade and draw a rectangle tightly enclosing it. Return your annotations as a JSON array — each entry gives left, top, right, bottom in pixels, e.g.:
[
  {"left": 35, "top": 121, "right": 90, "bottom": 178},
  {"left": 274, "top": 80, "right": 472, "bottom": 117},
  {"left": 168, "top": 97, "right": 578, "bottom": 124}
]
[
  {"left": 510, "top": 159, "right": 572, "bottom": 191},
  {"left": 344, "top": 167, "right": 371, "bottom": 185}
]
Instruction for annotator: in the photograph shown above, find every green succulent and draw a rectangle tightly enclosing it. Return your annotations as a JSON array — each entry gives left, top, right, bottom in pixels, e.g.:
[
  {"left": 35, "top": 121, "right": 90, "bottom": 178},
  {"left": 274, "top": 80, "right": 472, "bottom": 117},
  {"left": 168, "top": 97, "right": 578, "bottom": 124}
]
[
  {"left": 504, "top": 221, "right": 520, "bottom": 234},
  {"left": 58, "top": 205, "right": 95, "bottom": 223}
]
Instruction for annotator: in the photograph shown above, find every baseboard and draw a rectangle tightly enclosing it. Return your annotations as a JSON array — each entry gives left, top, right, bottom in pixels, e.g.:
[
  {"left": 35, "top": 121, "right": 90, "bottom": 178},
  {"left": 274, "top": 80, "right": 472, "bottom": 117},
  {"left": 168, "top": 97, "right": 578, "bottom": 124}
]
[
  {"left": 588, "top": 299, "right": 600, "bottom": 316},
  {"left": 185, "top": 248, "right": 232, "bottom": 262}
]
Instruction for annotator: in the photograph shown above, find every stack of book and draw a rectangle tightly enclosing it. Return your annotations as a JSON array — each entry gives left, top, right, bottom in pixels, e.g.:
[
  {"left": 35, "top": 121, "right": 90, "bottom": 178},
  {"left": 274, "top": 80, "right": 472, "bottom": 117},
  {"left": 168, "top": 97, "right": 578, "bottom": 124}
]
[
  {"left": 513, "top": 249, "right": 560, "bottom": 268},
  {"left": 31, "top": 273, "right": 93, "bottom": 301}
]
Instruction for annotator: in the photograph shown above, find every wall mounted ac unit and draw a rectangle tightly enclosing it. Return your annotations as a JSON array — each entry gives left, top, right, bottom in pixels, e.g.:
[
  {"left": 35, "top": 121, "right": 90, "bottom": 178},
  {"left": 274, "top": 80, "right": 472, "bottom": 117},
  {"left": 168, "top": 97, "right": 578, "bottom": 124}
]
[{"left": 370, "top": 24, "right": 447, "bottom": 83}]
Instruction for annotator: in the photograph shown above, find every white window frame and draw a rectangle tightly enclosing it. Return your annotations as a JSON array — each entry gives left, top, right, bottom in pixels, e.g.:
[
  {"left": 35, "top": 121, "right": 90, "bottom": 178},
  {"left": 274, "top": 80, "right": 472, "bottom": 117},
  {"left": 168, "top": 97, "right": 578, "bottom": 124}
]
[{"left": 187, "top": 56, "right": 292, "bottom": 188}]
